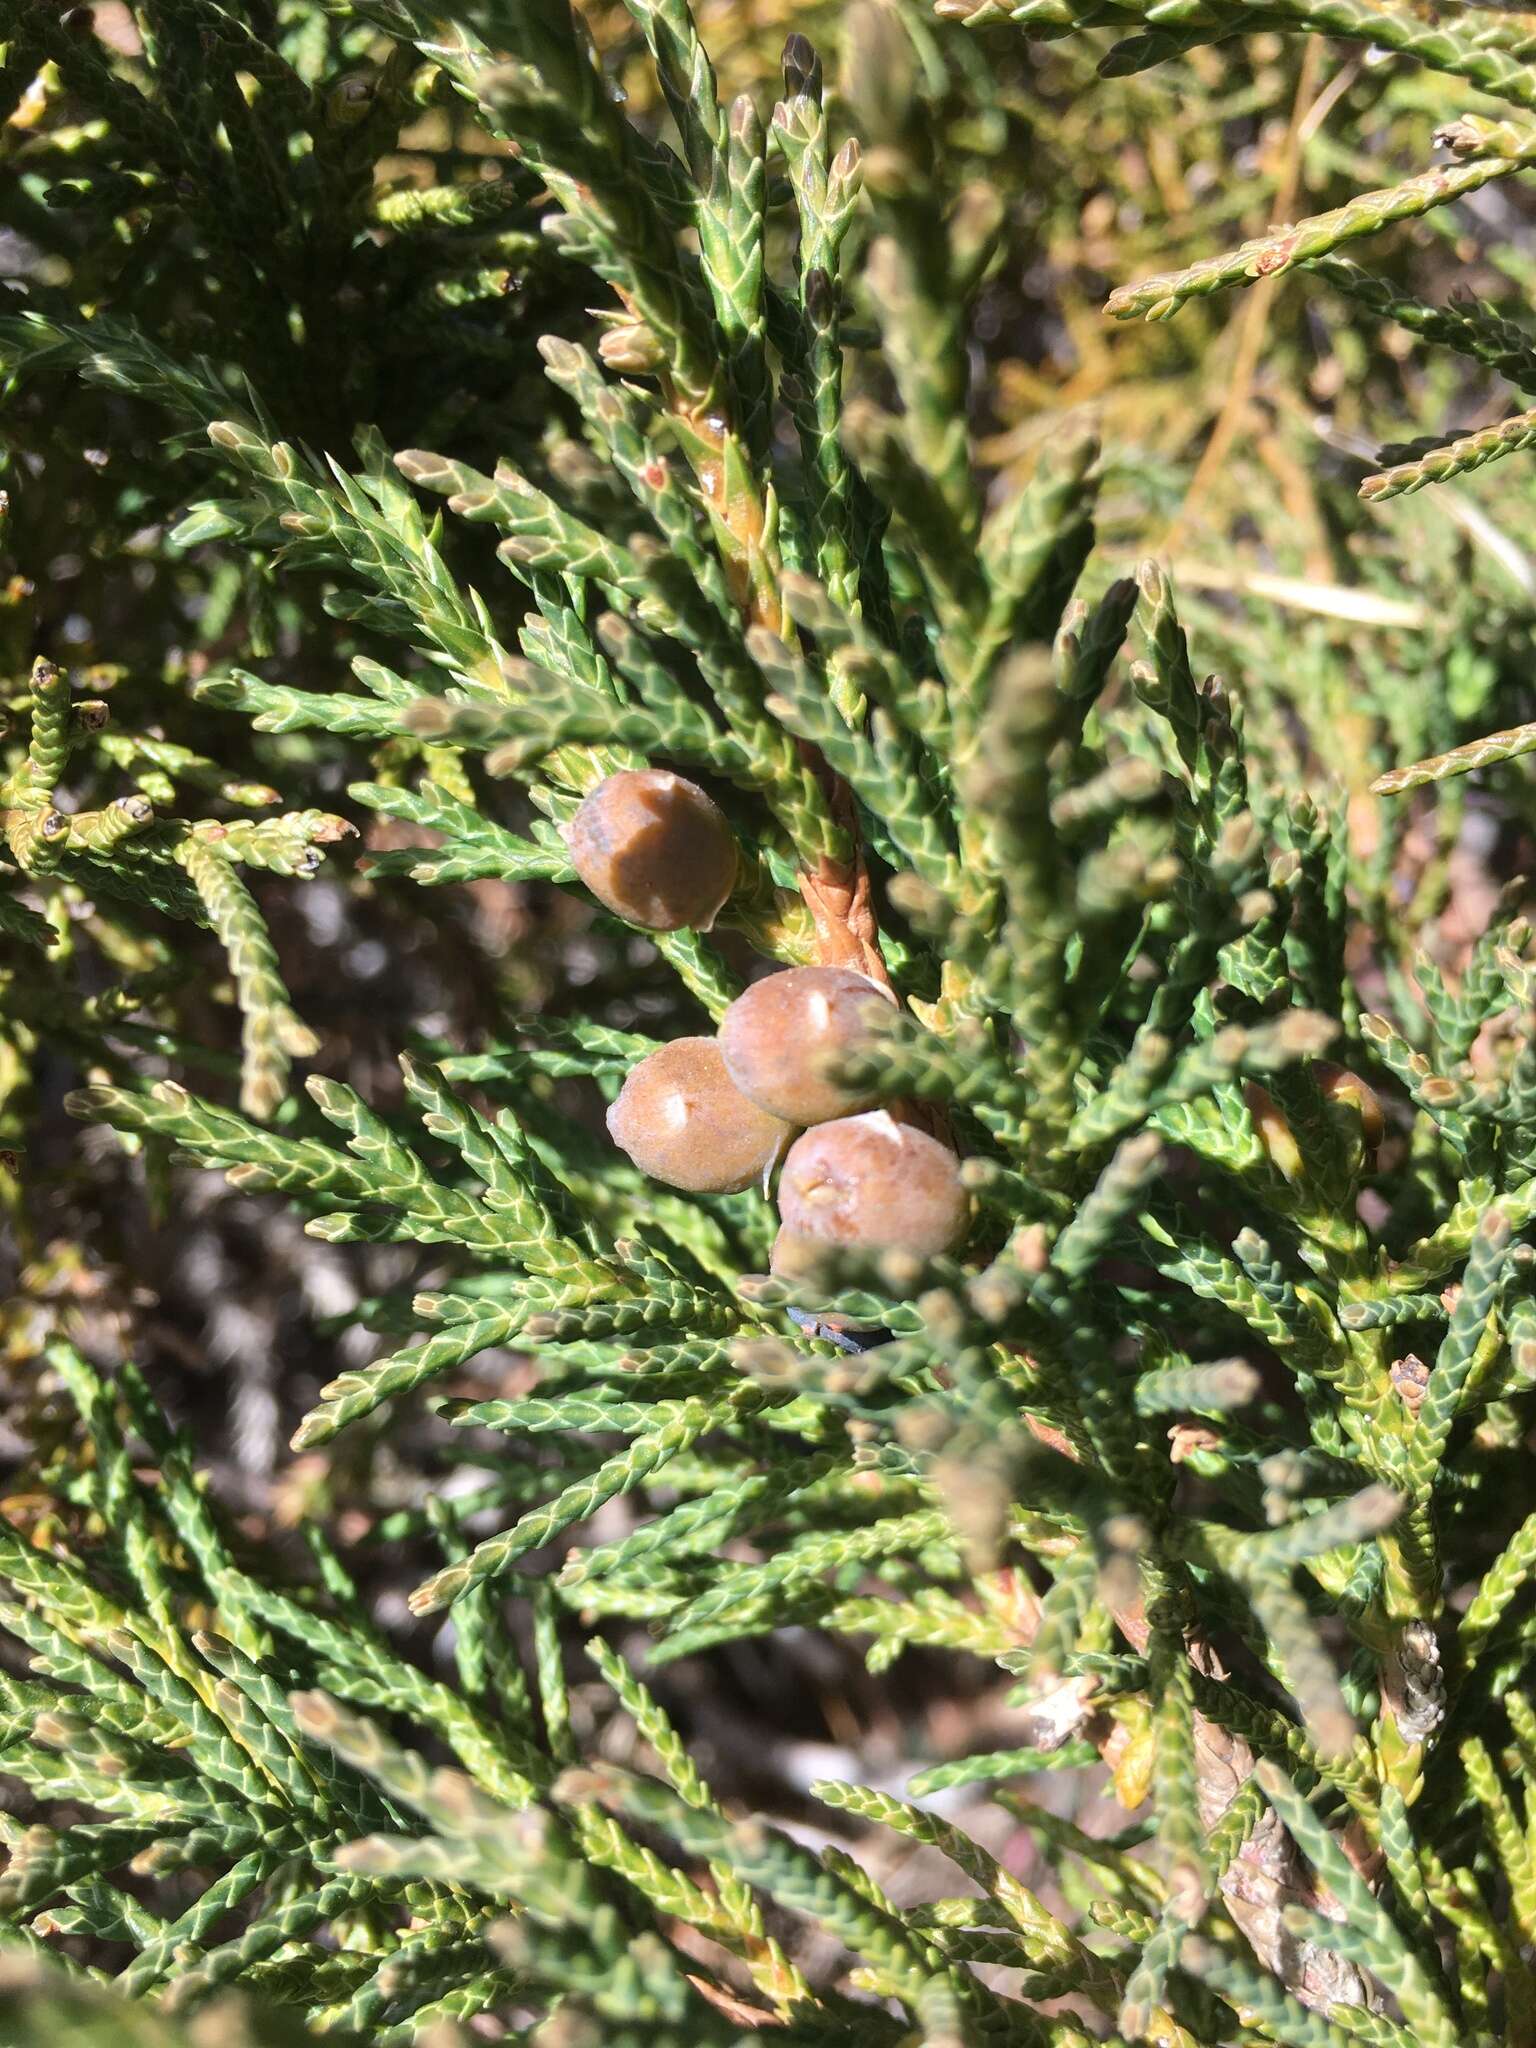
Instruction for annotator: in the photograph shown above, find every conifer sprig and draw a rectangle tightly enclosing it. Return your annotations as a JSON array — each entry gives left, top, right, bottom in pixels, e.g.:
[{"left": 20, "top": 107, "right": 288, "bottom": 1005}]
[{"left": 4, "top": 2, "right": 1536, "bottom": 2043}]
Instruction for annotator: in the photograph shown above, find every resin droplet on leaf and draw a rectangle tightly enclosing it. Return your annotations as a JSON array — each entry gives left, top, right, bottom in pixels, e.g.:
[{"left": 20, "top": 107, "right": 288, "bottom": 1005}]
[
  {"left": 776, "top": 1111, "right": 969, "bottom": 1255},
  {"left": 608, "top": 1037, "right": 795, "bottom": 1194},
  {"left": 567, "top": 769, "right": 736, "bottom": 931},
  {"left": 720, "top": 965, "right": 893, "bottom": 1126}
]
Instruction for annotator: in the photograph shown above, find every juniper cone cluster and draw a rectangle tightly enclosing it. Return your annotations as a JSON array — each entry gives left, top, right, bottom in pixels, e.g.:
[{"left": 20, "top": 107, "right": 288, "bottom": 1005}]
[
  {"left": 610, "top": 954, "right": 964, "bottom": 1256},
  {"left": 12, "top": 1, "right": 1536, "bottom": 2046},
  {"left": 574, "top": 773, "right": 971, "bottom": 1241}
]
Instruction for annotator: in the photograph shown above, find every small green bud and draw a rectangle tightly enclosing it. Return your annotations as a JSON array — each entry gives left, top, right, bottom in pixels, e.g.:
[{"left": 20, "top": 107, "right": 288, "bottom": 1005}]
[
  {"left": 597, "top": 322, "right": 665, "bottom": 374},
  {"left": 782, "top": 32, "right": 822, "bottom": 100},
  {"left": 326, "top": 74, "right": 374, "bottom": 126}
]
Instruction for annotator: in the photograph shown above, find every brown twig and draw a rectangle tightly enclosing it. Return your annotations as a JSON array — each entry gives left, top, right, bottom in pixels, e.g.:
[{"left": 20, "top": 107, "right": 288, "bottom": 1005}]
[
  {"left": 1161, "top": 36, "right": 1324, "bottom": 558},
  {"left": 647, "top": 347, "right": 894, "bottom": 990}
]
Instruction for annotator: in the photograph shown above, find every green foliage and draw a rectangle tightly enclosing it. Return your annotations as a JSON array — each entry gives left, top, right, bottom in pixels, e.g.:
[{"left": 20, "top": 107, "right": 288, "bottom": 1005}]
[
  {"left": 1, "top": 649, "right": 351, "bottom": 1121},
  {"left": 9, "top": 2, "right": 1536, "bottom": 2046},
  {"left": 946, "top": 0, "right": 1536, "bottom": 798}
]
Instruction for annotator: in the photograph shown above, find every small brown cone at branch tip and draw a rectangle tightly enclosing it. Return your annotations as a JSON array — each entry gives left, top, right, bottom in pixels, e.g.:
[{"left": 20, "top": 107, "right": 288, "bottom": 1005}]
[
  {"left": 608, "top": 1038, "right": 795, "bottom": 1195},
  {"left": 776, "top": 1111, "right": 970, "bottom": 1257},
  {"left": 566, "top": 769, "right": 736, "bottom": 932},
  {"left": 720, "top": 965, "right": 895, "bottom": 1126}
]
